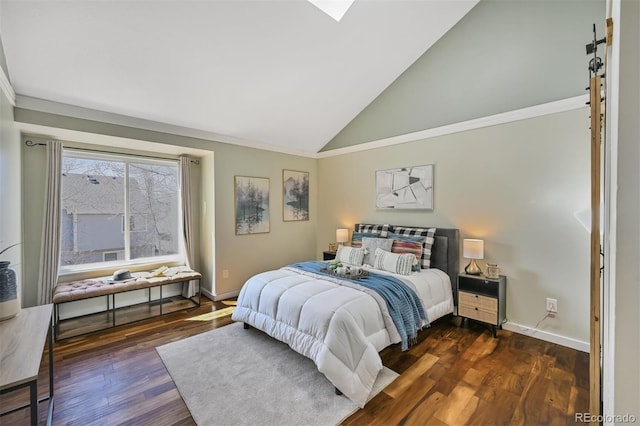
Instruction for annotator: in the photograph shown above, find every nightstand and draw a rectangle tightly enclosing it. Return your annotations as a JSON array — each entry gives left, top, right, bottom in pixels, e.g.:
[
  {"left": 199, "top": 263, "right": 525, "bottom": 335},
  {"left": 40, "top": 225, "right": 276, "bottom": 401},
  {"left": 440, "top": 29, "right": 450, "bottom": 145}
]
[
  {"left": 323, "top": 251, "right": 336, "bottom": 260},
  {"left": 457, "top": 274, "right": 506, "bottom": 337}
]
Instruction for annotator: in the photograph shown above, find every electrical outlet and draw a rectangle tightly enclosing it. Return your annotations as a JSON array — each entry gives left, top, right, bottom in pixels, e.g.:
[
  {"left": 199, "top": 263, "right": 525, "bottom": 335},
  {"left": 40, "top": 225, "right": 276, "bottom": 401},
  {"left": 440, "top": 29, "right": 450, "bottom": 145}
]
[
  {"left": 222, "top": 269, "right": 229, "bottom": 279},
  {"left": 546, "top": 298, "right": 558, "bottom": 313}
]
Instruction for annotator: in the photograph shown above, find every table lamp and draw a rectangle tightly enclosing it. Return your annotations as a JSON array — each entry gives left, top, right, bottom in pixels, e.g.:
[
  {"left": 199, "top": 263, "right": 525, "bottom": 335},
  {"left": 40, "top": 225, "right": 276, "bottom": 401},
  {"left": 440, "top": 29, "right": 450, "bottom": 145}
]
[
  {"left": 336, "top": 229, "right": 349, "bottom": 247},
  {"left": 463, "top": 238, "right": 484, "bottom": 275}
]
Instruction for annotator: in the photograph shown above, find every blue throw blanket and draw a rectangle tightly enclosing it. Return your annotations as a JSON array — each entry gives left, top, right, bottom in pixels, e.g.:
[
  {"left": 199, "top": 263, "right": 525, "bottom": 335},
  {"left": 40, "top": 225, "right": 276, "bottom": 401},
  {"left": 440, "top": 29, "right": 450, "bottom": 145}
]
[{"left": 289, "top": 261, "right": 427, "bottom": 351}]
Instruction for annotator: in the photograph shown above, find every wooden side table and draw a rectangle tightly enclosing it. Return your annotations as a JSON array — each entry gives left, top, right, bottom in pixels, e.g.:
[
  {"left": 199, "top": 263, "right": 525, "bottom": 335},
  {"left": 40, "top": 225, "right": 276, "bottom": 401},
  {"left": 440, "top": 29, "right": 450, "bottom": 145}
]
[
  {"left": 0, "top": 304, "right": 54, "bottom": 425},
  {"left": 457, "top": 274, "right": 506, "bottom": 337}
]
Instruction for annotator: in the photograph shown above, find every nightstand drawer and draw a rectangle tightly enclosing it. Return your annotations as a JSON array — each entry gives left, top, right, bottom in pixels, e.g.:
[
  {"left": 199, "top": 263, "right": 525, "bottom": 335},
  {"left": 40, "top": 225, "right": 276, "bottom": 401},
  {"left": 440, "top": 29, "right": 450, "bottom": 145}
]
[
  {"left": 323, "top": 251, "right": 336, "bottom": 261},
  {"left": 458, "top": 275, "right": 500, "bottom": 298},
  {"left": 459, "top": 304, "right": 498, "bottom": 325},
  {"left": 459, "top": 291, "right": 498, "bottom": 312}
]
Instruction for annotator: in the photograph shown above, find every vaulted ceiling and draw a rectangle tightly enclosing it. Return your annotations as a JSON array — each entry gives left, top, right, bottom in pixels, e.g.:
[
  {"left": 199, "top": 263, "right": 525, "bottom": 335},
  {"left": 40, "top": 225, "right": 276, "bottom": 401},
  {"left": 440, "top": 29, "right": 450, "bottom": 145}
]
[{"left": 1, "top": 0, "right": 478, "bottom": 155}]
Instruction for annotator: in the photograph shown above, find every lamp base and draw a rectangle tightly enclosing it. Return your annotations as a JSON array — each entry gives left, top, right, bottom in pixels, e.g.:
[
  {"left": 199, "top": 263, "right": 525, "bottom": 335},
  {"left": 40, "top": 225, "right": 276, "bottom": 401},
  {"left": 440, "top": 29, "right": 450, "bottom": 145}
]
[{"left": 464, "top": 259, "right": 483, "bottom": 275}]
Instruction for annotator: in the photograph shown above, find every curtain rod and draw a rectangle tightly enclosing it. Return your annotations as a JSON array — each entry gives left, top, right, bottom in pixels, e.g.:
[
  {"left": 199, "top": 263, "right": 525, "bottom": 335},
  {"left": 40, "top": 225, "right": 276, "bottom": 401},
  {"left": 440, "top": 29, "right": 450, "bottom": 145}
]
[{"left": 24, "top": 140, "right": 200, "bottom": 165}]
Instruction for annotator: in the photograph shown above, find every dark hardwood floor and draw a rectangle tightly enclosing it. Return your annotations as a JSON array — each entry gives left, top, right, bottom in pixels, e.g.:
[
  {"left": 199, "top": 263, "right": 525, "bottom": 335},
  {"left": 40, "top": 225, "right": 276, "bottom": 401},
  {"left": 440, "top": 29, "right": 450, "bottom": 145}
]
[{"left": 0, "top": 297, "right": 589, "bottom": 425}]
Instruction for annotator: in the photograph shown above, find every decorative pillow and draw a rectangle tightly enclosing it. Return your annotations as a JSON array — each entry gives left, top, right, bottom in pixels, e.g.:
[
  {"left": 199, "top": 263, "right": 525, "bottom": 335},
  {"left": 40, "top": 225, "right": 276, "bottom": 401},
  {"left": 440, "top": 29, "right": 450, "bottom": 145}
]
[
  {"left": 357, "top": 223, "right": 391, "bottom": 238},
  {"left": 373, "top": 248, "right": 416, "bottom": 276},
  {"left": 387, "top": 233, "right": 424, "bottom": 271},
  {"left": 361, "top": 237, "right": 393, "bottom": 266},
  {"left": 335, "top": 245, "right": 365, "bottom": 266},
  {"left": 351, "top": 232, "right": 384, "bottom": 248},
  {"left": 391, "top": 227, "right": 436, "bottom": 269}
]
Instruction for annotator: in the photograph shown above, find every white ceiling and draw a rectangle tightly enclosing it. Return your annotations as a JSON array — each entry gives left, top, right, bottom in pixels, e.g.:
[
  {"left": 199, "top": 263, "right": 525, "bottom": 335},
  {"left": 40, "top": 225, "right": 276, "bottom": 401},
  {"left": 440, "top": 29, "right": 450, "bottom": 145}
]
[{"left": 1, "top": 0, "right": 478, "bottom": 155}]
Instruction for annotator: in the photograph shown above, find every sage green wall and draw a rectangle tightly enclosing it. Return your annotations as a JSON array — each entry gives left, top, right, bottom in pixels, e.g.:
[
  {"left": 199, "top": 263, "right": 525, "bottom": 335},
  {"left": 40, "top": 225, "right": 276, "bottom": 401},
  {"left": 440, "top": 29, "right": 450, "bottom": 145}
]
[
  {"left": 612, "top": 0, "right": 640, "bottom": 416},
  {"left": 323, "top": 0, "right": 604, "bottom": 151},
  {"left": 15, "top": 108, "right": 317, "bottom": 305},
  {"left": 0, "top": 84, "right": 22, "bottom": 303},
  {"left": 203, "top": 141, "right": 317, "bottom": 297},
  {"left": 318, "top": 108, "right": 591, "bottom": 343}
]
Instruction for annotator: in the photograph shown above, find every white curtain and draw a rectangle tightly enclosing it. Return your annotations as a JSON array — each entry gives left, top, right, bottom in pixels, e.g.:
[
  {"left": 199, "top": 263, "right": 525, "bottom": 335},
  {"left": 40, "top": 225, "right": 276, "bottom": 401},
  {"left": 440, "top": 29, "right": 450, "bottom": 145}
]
[
  {"left": 180, "top": 156, "right": 198, "bottom": 298},
  {"left": 37, "top": 140, "right": 62, "bottom": 305}
]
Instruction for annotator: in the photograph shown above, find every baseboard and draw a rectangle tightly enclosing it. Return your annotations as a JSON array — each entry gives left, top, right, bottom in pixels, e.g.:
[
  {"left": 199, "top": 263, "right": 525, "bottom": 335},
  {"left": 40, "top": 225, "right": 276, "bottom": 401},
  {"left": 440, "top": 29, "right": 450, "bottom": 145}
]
[
  {"left": 201, "top": 288, "right": 239, "bottom": 302},
  {"left": 503, "top": 321, "right": 590, "bottom": 353}
]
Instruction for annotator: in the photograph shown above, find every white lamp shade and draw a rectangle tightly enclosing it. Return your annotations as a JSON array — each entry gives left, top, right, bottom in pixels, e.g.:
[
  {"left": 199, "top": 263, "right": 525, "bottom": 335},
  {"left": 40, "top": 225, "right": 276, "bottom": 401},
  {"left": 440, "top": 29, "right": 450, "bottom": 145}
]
[
  {"left": 463, "top": 239, "right": 484, "bottom": 259},
  {"left": 336, "top": 228, "right": 349, "bottom": 243}
]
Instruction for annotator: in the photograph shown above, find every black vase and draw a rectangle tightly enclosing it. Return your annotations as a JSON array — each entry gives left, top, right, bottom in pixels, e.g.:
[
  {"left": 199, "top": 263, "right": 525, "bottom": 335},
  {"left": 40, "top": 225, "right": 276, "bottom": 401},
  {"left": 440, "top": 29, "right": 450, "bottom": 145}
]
[{"left": 0, "top": 261, "right": 20, "bottom": 320}]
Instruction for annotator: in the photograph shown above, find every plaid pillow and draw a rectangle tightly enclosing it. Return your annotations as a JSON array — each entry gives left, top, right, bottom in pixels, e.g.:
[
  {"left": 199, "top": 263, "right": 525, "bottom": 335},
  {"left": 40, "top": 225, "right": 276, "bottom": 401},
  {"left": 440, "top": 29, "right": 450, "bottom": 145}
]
[
  {"left": 391, "top": 227, "right": 436, "bottom": 269},
  {"left": 356, "top": 223, "right": 391, "bottom": 238}
]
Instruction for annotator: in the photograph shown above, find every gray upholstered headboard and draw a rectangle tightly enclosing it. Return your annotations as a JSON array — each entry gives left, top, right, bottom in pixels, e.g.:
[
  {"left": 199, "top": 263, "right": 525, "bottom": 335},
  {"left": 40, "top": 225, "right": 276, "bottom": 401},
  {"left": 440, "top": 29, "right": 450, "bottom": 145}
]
[{"left": 354, "top": 224, "right": 460, "bottom": 303}]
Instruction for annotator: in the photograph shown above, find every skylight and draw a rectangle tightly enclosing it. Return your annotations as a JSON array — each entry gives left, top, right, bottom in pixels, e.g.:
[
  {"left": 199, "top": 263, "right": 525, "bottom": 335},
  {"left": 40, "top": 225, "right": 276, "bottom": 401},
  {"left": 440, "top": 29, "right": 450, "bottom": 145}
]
[{"left": 308, "top": 0, "right": 355, "bottom": 22}]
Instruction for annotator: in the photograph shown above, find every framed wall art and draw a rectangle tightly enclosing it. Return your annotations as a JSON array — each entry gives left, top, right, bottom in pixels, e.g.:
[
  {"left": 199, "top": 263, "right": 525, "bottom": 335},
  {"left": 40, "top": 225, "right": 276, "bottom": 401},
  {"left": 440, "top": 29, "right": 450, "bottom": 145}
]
[
  {"left": 375, "top": 164, "right": 434, "bottom": 210},
  {"left": 282, "top": 169, "right": 309, "bottom": 221},
  {"left": 235, "top": 176, "right": 270, "bottom": 235}
]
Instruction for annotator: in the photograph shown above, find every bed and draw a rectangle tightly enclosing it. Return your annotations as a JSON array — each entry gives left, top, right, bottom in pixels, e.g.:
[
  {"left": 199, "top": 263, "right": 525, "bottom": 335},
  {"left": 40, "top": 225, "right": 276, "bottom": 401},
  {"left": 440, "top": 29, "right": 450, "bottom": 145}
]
[{"left": 231, "top": 224, "right": 459, "bottom": 407}]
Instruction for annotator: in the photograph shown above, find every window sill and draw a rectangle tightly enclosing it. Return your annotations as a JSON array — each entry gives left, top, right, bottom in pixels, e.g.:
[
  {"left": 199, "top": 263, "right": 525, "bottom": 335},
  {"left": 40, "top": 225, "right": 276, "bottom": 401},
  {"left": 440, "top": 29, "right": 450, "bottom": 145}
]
[{"left": 58, "top": 258, "right": 186, "bottom": 283}]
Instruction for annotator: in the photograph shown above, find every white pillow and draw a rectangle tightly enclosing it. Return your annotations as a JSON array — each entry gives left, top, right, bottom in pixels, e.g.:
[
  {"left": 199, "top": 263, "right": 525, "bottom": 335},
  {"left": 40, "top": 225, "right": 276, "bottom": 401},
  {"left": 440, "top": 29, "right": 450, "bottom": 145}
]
[
  {"left": 335, "top": 245, "right": 365, "bottom": 266},
  {"left": 373, "top": 248, "right": 417, "bottom": 276},
  {"left": 361, "top": 237, "right": 393, "bottom": 266}
]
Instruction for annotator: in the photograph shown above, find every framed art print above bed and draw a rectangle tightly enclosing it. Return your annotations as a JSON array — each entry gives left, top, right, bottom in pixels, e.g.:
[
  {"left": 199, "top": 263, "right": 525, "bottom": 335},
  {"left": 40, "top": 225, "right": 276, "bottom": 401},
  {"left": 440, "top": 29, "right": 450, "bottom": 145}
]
[
  {"left": 235, "top": 175, "right": 270, "bottom": 235},
  {"left": 283, "top": 169, "right": 309, "bottom": 221},
  {"left": 376, "top": 164, "right": 433, "bottom": 210}
]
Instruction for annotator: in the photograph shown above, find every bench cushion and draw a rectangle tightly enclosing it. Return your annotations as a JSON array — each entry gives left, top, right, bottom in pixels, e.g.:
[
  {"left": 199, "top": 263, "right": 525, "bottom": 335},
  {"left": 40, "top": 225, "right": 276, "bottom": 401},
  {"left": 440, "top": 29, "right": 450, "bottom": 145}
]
[{"left": 53, "top": 271, "right": 202, "bottom": 303}]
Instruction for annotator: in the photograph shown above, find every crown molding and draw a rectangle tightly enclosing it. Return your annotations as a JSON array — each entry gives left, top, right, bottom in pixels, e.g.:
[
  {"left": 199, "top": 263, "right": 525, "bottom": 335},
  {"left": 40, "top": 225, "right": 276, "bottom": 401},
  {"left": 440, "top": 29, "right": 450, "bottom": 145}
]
[
  {"left": 15, "top": 95, "right": 318, "bottom": 158},
  {"left": 317, "top": 95, "right": 590, "bottom": 158},
  {"left": 15, "top": 93, "right": 589, "bottom": 160},
  {"left": 0, "top": 66, "right": 15, "bottom": 106}
]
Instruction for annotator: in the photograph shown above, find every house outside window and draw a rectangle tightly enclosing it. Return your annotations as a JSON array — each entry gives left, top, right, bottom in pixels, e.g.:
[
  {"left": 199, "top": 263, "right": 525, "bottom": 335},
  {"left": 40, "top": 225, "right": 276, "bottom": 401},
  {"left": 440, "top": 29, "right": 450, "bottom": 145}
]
[
  {"left": 59, "top": 150, "right": 182, "bottom": 273},
  {"left": 102, "top": 251, "right": 120, "bottom": 262}
]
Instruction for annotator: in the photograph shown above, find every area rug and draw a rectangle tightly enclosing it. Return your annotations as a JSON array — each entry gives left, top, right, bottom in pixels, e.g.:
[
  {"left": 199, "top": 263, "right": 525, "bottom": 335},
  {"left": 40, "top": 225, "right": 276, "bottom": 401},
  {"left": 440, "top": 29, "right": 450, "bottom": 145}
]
[{"left": 156, "top": 321, "right": 398, "bottom": 426}]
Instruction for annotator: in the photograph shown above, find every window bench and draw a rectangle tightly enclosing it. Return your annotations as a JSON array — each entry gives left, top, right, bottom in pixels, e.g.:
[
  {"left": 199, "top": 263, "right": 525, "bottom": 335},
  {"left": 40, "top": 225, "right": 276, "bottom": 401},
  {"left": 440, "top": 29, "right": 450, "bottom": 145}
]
[{"left": 53, "top": 270, "right": 201, "bottom": 340}]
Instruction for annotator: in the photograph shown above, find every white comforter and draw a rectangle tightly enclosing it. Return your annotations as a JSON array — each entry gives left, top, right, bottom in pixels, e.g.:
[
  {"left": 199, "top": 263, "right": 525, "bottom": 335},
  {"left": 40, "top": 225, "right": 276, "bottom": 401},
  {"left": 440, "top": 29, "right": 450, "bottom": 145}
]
[{"left": 231, "top": 265, "right": 453, "bottom": 407}]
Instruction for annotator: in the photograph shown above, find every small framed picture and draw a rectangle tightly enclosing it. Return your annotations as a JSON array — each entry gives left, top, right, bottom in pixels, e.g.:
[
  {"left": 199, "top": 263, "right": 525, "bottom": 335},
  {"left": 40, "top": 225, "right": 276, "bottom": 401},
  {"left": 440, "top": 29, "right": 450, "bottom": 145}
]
[
  {"left": 283, "top": 169, "right": 309, "bottom": 221},
  {"left": 235, "top": 176, "right": 270, "bottom": 235}
]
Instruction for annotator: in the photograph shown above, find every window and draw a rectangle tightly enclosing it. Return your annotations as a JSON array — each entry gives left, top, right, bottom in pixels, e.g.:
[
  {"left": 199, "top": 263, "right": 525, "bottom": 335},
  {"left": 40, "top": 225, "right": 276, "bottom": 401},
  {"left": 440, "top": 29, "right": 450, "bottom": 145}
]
[
  {"left": 59, "top": 150, "right": 182, "bottom": 272},
  {"left": 103, "top": 251, "right": 119, "bottom": 262},
  {"left": 122, "top": 214, "right": 148, "bottom": 233}
]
